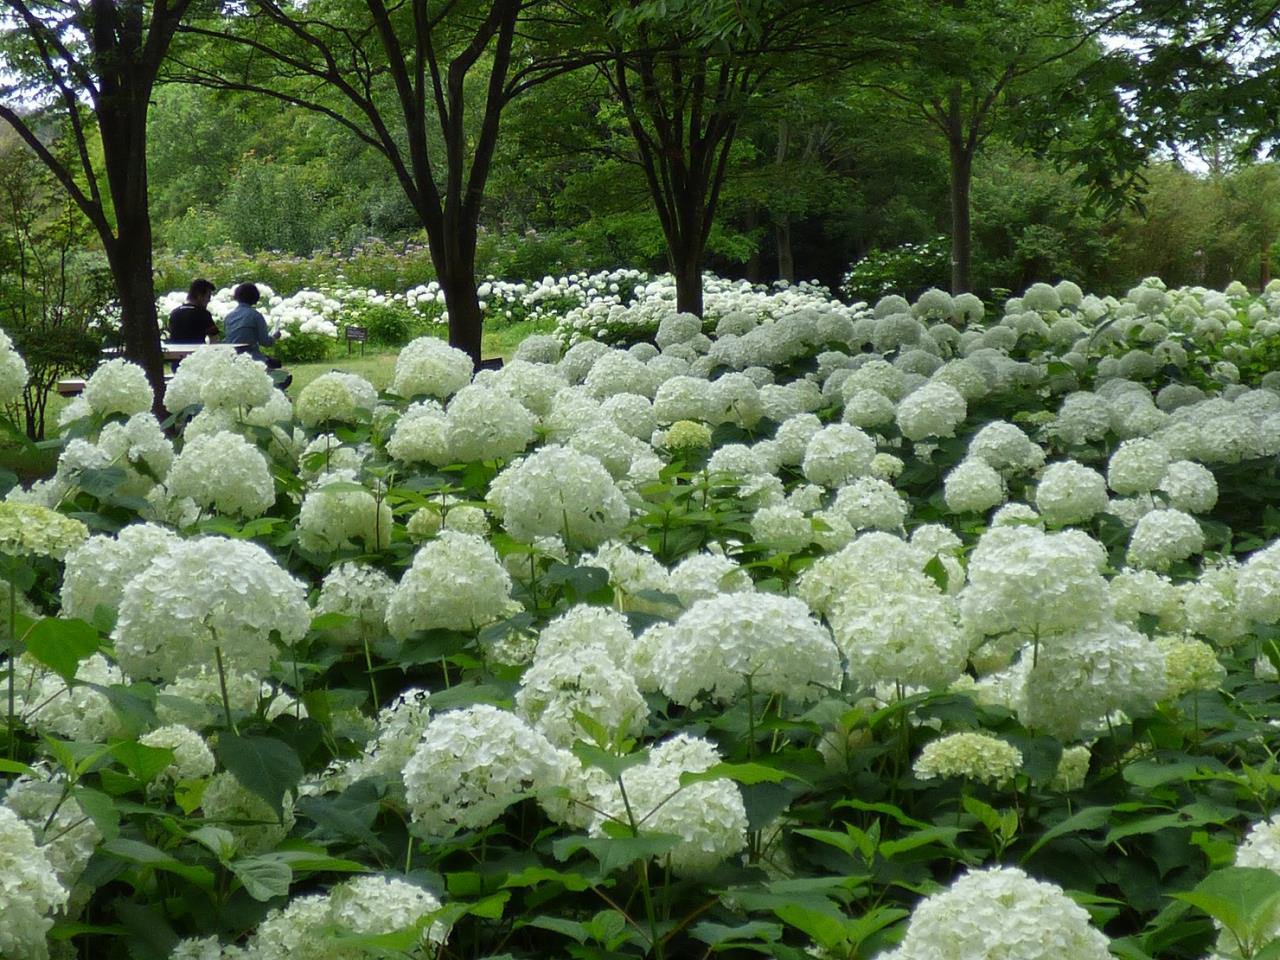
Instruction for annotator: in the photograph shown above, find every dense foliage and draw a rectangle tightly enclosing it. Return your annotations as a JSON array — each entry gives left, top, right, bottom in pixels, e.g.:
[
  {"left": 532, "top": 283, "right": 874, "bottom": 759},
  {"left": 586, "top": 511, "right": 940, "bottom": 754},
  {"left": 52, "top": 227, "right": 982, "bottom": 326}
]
[{"left": 3, "top": 274, "right": 1280, "bottom": 958}]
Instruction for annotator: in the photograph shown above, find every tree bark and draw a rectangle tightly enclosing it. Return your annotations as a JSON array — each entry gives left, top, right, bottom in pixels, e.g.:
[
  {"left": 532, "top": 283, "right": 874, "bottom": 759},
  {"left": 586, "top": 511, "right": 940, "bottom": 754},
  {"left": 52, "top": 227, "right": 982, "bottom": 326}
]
[
  {"left": 673, "top": 249, "right": 704, "bottom": 318},
  {"left": 776, "top": 214, "right": 795, "bottom": 283},
  {"left": 947, "top": 136, "right": 973, "bottom": 295},
  {"left": 433, "top": 230, "right": 484, "bottom": 366}
]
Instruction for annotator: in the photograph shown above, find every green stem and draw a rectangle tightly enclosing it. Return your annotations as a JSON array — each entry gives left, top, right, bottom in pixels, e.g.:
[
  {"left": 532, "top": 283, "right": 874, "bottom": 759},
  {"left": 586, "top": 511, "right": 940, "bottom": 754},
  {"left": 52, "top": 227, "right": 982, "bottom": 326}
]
[
  {"left": 7, "top": 579, "right": 15, "bottom": 760},
  {"left": 362, "top": 631, "right": 380, "bottom": 706},
  {"left": 214, "top": 645, "right": 237, "bottom": 734}
]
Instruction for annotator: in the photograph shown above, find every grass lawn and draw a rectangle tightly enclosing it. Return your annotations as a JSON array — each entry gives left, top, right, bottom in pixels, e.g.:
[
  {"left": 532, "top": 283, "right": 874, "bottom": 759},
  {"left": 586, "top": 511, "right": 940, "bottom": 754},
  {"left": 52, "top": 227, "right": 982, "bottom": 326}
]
[{"left": 1, "top": 318, "right": 552, "bottom": 482}]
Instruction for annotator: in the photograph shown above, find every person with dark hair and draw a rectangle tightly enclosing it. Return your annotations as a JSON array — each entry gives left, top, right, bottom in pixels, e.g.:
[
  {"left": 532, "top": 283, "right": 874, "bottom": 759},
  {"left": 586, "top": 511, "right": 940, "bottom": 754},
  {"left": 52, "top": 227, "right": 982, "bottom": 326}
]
[
  {"left": 224, "top": 282, "right": 291, "bottom": 388},
  {"left": 169, "top": 278, "right": 219, "bottom": 344}
]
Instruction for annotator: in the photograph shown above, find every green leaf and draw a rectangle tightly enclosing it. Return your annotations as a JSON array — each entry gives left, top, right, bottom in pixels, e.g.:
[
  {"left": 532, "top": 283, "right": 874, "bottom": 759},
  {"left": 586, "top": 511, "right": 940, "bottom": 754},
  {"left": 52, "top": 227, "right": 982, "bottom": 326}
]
[
  {"left": 23, "top": 617, "right": 99, "bottom": 683},
  {"left": 679, "top": 761, "right": 809, "bottom": 787},
  {"left": 1105, "top": 802, "right": 1237, "bottom": 844},
  {"left": 73, "top": 786, "right": 121, "bottom": 841},
  {"left": 101, "top": 838, "right": 216, "bottom": 890},
  {"left": 1172, "top": 867, "right": 1280, "bottom": 952},
  {"left": 552, "top": 832, "right": 681, "bottom": 875},
  {"left": 110, "top": 741, "right": 175, "bottom": 783},
  {"left": 571, "top": 742, "right": 649, "bottom": 781},
  {"left": 922, "top": 554, "right": 949, "bottom": 592},
  {"left": 230, "top": 855, "right": 293, "bottom": 901},
  {"left": 773, "top": 902, "right": 850, "bottom": 950},
  {"left": 216, "top": 734, "right": 303, "bottom": 821},
  {"left": 1022, "top": 805, "right": 1115, "bottom": 861},
  {"left": 502, "top": 866, "right": 592, "bottom": 892}
]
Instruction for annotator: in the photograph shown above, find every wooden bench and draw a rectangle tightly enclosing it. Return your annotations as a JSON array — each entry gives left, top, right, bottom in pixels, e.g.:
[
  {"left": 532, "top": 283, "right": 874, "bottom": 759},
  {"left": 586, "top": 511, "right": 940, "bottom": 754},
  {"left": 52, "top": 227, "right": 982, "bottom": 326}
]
[{"left": 58, "top": 373, "right": 175, "bottom": 397}]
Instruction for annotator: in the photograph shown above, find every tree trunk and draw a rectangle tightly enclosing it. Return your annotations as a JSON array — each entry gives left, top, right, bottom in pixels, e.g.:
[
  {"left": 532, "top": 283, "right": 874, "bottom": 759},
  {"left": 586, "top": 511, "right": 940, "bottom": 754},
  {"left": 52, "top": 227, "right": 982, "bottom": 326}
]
[
  {"left": 672, "top": 250, "right": 704, "bottom": 318},
  {"left": 776, "top": 214, "right": 795, "bottom": 283},
  {"left": 431, "top": 226, "right": 483, "bottom": 365},
  {"left": 948, "top": 137, "right": 973, "bottom": 295},
  {"left": 110, "top": 234, "right": 166, "bottom": 408}
]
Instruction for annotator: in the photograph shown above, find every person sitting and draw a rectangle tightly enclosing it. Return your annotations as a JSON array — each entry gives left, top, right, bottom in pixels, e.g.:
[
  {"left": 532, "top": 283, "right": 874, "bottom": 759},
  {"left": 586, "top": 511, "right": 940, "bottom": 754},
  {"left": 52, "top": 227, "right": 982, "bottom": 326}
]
[
  {"left": 167, "top": 279, "right": 220, "bottom": 370},
  {"left": 224, "top": 282, "right": 291, "bottom": 389}
]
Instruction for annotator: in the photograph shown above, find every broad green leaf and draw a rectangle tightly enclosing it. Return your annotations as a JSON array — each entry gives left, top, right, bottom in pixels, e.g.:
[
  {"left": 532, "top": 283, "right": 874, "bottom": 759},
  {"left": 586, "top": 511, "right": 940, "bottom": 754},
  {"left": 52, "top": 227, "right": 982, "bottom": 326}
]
[
  {"left": 230, "top": 855, "right": 293, "bottom": 901},
  {"left": 23, "top": 617, "right": 99, "bottom": 683},
  {"left": 188, "top": 826, "right": 237, "bottom": 860},
  {"left": 571, "top": 742, "right": 650, "bottom": 781},
  {"left": 502, "top": 866, "right": 592, "bottom": 892},
  {"left": 217, "top": 733, "right": 303, "bottom": 821},
  {"left": 1172, "top": 867, "right": 1280, "bottom": 952},
  {"left": 679, "top": 761, "right": 809, "bottom": 787},
  {"left": 101, "top": 838, "right": 216, "bottom": 890},
  {"left": 73, "top": 786, "right": 121, "bottom": 841},
  {"left": 773, "top": 902, "right": 850, "bottom": 950},
  {"left": 552, "top": 832, "right": 681, "bottom": 875},
  {"left": 110, "top": 741, "right": 174, "bottom": 783},
  {"left": 1021, "top": 805, "right": 1115, "bottom": 861},
  {"left": 1105, "top": 802, "right": 1237, "bottom": 844}
]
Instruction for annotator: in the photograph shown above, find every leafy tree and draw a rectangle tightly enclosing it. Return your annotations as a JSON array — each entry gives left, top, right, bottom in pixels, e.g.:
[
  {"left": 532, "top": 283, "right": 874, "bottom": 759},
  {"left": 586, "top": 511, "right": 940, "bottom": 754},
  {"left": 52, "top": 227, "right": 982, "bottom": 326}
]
[
  {"left": 855, "top": 0, "right": 1132, "bottom": 293},
  {"left": 588, "top": 0, "right": 873, "bottom": 314},
  {"left": 0, "top": 135, "right": 107, "bottom": 438},
  {"left": 0, "top": 0, "right": 197, "bottom": 400},
  {"left": 173, "top": 0, "right": 600, "bottom": 364}
]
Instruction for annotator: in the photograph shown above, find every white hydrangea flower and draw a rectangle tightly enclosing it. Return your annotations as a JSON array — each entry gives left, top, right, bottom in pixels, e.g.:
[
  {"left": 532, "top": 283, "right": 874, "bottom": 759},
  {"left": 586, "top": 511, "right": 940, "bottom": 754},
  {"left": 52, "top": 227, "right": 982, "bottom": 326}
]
[
  {"left": 516, "top": 644, "right": 648, "bottom": 746},
  {"left": 1052, "top": 392, "right": 1113, "bottom": 446},
  {"left": 390, "top": 336, "right": 473, "bottom": 399},
  {"left": 1157, "top": 634, "right": 1225, "bottom": 698},
  {"left": 666, "top": 553, "right": 753, "bottom": 608},
  {"left": 653, "top": 375, "right": 715, "bottom": 423},
  {"left": 403, "top": 704, "right": 569, "bottom": 835},
  {"left": 296, "top": 371, "right": 377, "bottom": 427},
  {"left": 881, "top": 866, "right": 1111, "bottom": 960},
  {"left": 750, "top": 503, "right": 812, "bottom": 553},
  {"left": 0, "top": 327, "right": 29, "bottom": 407},
  {"left": 1035, "top": 460, "right": 1109, "bottom": 526},
  {"left": 4, "top": 770, "right": 103, "bottom": 895},
  {"left": 1157, "top": 459, "right": 1218, "bottom": 513},
  {"left": 444, "top": 384, "right": 536, "bottom": 463},
  {"left": 944, "top": 459, "right": 1005, "bottom": 514},
  {"left": 650, "top": 593, "right": 840, "bottom": 706},
  {"left": 1185, "top": 561, "right": 1250, "bottom": 645},
  {"left": 386, "top": 400, "right": 451, "bottom": 465},
  {"left": 841, "top": 388, "right": 897, "bottom": 429},
  {"left": 967, "top": 421, "right": 1044, "bottom": 474},
  {"left": 297, "top": 475, "right": 392, "bottom": 553},
  {"left": 1020, "top": 620, "right": 1166, "bottom": 740},
  {"left": 313, "top": 561, "right": 396, "bottom": 648},
  {"left": 896, "top": 381, "right": 967, "bottom": 441},
  {"left": 385, "top": 531, "right": 514, "bottom": 637},
  {"left": 488, "top": 445, "right": 630, "bottom": 549},
  {"left": 317, "top": 688, "right": 432, "bottom": 795},
  {"left": 1109, "top": 569, "right": 1183, "bottom": 630},
  {"left": 114, "top": 536, "right": 311, "bottom": 682},
  {"left": 61, "top": 522, "right": 179, "bottom": 622},
  {"left": 803, "top": 424, "right": 875, "bottom": 488},
  {"left": 96, "top": 413, "right": 174, "bottom": 492},
  {"left": 828, "top": 476, "right": 908, "bottom": 531},
  {"left": 1106, "top": 438, "right": 1170, "bottom": 495},
  {"left": 1126, "top": 508, "right": 1204, "bottom": 571},
  {"left": 1051, "top": 745, "right": 1092, "bottom": 791},
  {"left": 11, "top": 653, "right": 125, "bottom": 743},
  {"left": 914, "top": 732, "right": 1022, "bottom": 786},
  {"left": 841, "top": 358, "right": 906, "bottom": 401},
  {"left": 0, "top": 804, "right": 69, "bottom": 959},
  {"left": 165, "top": 345, "right": 274, "bottom": 412},
  {"left": 961, "top": 526, "right": 1110, "bottom": 639},
  {"left": 83, "top": 358, "right": 152, "bottom": 417},
  {"left": 587, "top": 734, "right": 747, "bottom": 877},
  {"left": 167, "top": 430, "right": 275, "bottom": 518}
]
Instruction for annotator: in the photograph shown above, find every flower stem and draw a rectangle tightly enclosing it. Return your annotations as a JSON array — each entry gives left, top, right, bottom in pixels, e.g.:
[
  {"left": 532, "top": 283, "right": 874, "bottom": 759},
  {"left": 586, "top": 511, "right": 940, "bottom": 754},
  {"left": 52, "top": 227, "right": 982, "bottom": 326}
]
[{"left": 214, "top": 645, "right": 237, "bottom": 734}]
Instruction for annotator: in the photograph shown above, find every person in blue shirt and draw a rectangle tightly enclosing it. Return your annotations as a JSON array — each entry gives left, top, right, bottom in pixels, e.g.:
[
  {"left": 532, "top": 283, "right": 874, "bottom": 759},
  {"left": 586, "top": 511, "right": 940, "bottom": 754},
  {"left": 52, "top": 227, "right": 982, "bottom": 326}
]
[{"left": 224, "top": 282, "right": 291, "bottom": 388}]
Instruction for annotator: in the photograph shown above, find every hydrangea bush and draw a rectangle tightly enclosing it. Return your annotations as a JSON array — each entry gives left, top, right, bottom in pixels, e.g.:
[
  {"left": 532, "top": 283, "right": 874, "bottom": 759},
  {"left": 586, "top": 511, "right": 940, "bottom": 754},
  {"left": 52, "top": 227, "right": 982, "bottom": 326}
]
[{"left": 6, "top": 275, "right": 1280, "bottom": 958}]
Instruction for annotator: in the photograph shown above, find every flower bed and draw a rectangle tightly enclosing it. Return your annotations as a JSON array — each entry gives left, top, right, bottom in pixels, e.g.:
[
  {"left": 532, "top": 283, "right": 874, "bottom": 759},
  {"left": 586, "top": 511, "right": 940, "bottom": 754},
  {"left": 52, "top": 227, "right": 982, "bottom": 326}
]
[{"left": 5, "top": 276, "right": 1280, "bottom": 959}]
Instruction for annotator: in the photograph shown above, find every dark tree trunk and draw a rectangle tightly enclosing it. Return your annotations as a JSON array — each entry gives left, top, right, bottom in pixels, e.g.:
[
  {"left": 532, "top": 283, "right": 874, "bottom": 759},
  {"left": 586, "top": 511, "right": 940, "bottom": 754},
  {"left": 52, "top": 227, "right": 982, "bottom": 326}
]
[
  {"left": 672, "top": 246, "right": 704, "bottom": 317},
  {"left": 110, "top": 236, "right": 165, "bottom": 403},
  {"left": 434, "top": 236, "right": 483, "bottom": 366},
  {"left": 776, "top": 214, "right": 795, "bottom": 283},
  {"left": 947, "top": 136, "right": 973, "bottom": 295}
]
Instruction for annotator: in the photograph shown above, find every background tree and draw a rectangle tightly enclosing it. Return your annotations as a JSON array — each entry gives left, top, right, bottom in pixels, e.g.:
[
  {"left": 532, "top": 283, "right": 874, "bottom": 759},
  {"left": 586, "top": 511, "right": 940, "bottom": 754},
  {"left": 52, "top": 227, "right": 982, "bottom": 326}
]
[
  {"left": 173, "top": 0, "right": 602, "bottom": 364},
  {"left": 855, "top": 0, "right": 1134, "bottom": 293},
  {"left": 0, "top": 0, "right": 196, "bottom": 399},
  {"left": 589, "top": 0, "right": 878, "bottom": 315},
  {"left": 0, "top": 134, "right": 108, "bottom": 438}
]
